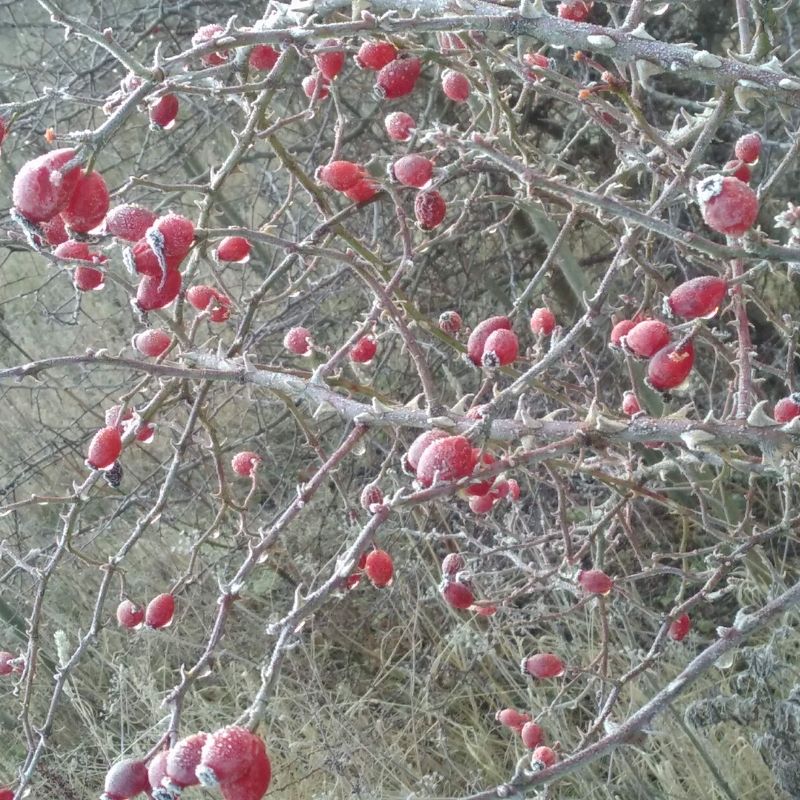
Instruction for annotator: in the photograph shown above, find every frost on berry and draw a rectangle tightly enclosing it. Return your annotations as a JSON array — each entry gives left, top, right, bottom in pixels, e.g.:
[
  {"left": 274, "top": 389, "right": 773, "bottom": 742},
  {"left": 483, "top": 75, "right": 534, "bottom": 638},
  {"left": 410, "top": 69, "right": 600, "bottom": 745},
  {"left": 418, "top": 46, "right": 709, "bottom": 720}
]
[
  {"left": 668, "top": 613, "right": 691, "bottom": 641},
  {"left": 774, "top": 394, "right": 800, "bottom": 423},
  {"left": 249, "top": 44, "right": 279, "bottom": 72},
  {"left": 438, "top": 310, "right": 462, "bottom": 335},
  {"left": 365, "top": 549, "right": 394, "bottom": 587},
  {"left": 647, "top": 341, "right": 695, "bottom": 391},
  {"left": 384, "top": 111, "right": 416, "bottom": 142},
  {"left": 186, "top": 285, "right": 231, "bottom": 322},
  {"left": 61, "top": 169, "right": 109, "bottom": 233},
  {"left": 101, "top": 759, "right": 150, "bottom": 800},
  {"left": 116, "top": 599, "right": 144, "bottom": 629},
  {"left": 404, "top": 429, "right": 448, "bottom": 474},
  {"left": 344, "top": 178, "right": 380, "bottom": 203},
  {"left": 0, "top": 652, "right": 17, "bottom": 676},
  {"left": 350, "top": 335, "right": 378, "bottom": 363},
  {"left": 218, "top": 736, "right": 271, "bottom": 800},
  {"left": 441, "top": 580, "right": 474, "bottom": 609},
  {"left": 12, "top": 148, "right": 81, "bottom": 222},
  {"left": 481, "top": 328, "right": 519, "bottom": 367},
  {"left": 166, "top": 732, "right": 208, "bottom": 790},
  {"left": 414, "top": 190, "right": 446, "bottom": 229},
  {"left": 467, "top": 315, "right": 511, "bottom": 366},
  {"left": 521, "top": 653, "right": 565, "bottom": 679},
  {"left": 302, "top": 72, "right": 329, "bottom": 101},
  {"left": 231, "top": 451, "right": 262, "bottom": 477},
  {"left": 390, "top": 154, "right": 433, "bottom": 188},
  {"left": 87, "top": 426, "right": 122, "bottom": 470},
  {"left": 149, "top": 94, "right": 179, "bottom": 129},
  {"left": 317, "top": 160, "right": 366, "bottom": 192},
  {"left": 466, "top": 451, "right": 496, "bottom": 497},
  {"left": 609, "top": 319, "right": 635, "bottom": 348},
  {"left": 355, "top": 40, "right": 397, "bottom": 71},
  {"left": 506, "top": 479, "right": 521, "bottom": 502},
  {"left": 623, "top": 319, "right": 670, "bottom": 358},
  {"left": 521, "top": 721, "right": 544, "bottom": 750},
  {"left": 666, "top": 276, "right": 727, "bottom": 320},
  {"left": 197, "top": 726, "right": 263, "bottom": 786},
  {"left": 216, "top": 236, "right": 251, "bottom": 263},
  {"left": 147, "top": 751, "right": 169, "bottom": 800},
  {"left": 314, "top": 38, "right": 345, "bottom": 81},
  {"left": 136, "top": 269, "right": 182, "bottom": 311},
  {"left": 359, "top": 483, "right": 384, "bottom": 511},
  {"left": 39, "top": 214, "right": 69, "bottom": 246},
  {"left": 495, "top": 708, "right": 531, "bottom": 732},
  {"left": 723, "top": 159, "right": 751, "bottom": 183},
  {"left": 530, "top": 307, "right": 556, "bottom": 336},
  {"left": 415, "top": 435, "right": 476, "bottom": 487},
  {"left": 531, "top": 745, "right": 558, "bottom": 768},
  {"left": 375, "top": 56, "right": 422, "bottom": 99},
  {"left": 192, "top": 24, "right": 229, "bottom": 66},
  {"left": 441, "top": 69, "right": 471, "bottom": 102},
  {"left": 145, "top": 592, "right": 175, "bottom": 629},
  {"left": 106, "top": 204, "right": 157, "bottom": 242},
  {"left": 734, "top": 132, "right": 762, "bottom": 164},
  {"left": 621, "top": 391, "right": 641, "bottom": 416},
  {"left": 441, "top": 552, "right": 465, "bottom": 577},
  {"left": 577, "top": 568, "right": 613, "bottom": 595},
  {"left": 697, "top": 175, "right": 758, "bottom": 236},
  {"left": 468, "top": 493, "right": 495, "bottom": 514},
  {"left": 558, "top": 0, "right": 592, "bottom": 21},
  {"left": 283, "top": 326, "right": 312, "bottom": 355},
  {"left": 133, "top": 329, "right": 172, "bottom": 358},
  {"left": 153, "top": 213, "right": 195, "bottom": 259}
]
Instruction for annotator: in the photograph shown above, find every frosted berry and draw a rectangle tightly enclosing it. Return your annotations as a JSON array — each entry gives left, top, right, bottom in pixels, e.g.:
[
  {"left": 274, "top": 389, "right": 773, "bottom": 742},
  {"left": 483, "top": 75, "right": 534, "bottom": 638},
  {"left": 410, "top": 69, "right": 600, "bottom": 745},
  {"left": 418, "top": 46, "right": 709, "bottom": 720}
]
[
  {"left": 441, "top": 69, "right": 470, "bottom": 102},
  {"left": 74, "top": 265, "right": 104, "bottom": 292},
  {"left": 61, "top": 169, "right": 109, "bottom": 233},
  {"left": 609, "top": 319, "right": 635, "bottom": 348},
  {"left": 147, "top": 752, "right": 169, "bottom": 800},
  {"left": 87, "top": 426, "right": 122, "bottom": 470},
  {"left": 384, "top": 111, "right": 416, "bottom": 142},
  {"left": 350, "top": 336, "right": 378, "bottom": 363},
  {"left": 197, "top": 726, "right": 263, "bottom": 786},
  {"left": 106, "top": 204, "right": 157, "bottom": 242},
  {"left": 192, "top": 24, "right": 228, "bottom": 66},
  {"left": 523, "top": 52, "right": 550, "bottom": 80},
  {"left": 437, "top": 32, "right": 468, "bottom": 52},
  {"left": 136, "top": 269, "right": 182, "bottom": 311},
  {"left": 521, "top": 653, "right": 565, "bottom": 678},
  {"left": 558, "top": 0, "right": 592, "bottom": 21},
  {"left": 149, "top": 94, "right": 179, "bottom": 129},
  {"left": 521, "top": 721, "right": 544, "bottom": 750},
  {"left": 495, "top": 708, "right": 531, "bottom": 732},
  {"left": 302, "top": 72, "right": 329, "bottom": 101},
  {"left": 441, "top": 580, "right": 474, "bottom": 609},
  {"left": 465, "top": 404, "right": 488, "bottom": 420},
  {"left": 365, "top": 549, "right": 394, "bottom": 587},
  {"left": 231, "top": 451, "right": 262, "bottom": 477},
  {"left": 666, "top": 276, "right": 727, "bottom": 320},
  {"left": 0, "top": 116, "right": 5, "bottom": 148},
  {"left": 376, "top": 56, "right": 422, "bottom": 99},
  {"left": 647, "top": 340, "right": 695, "bottom": 391},
  {"left": 165, "top": 733, "right": 207, "bottom": 791},
  {"left": 283, "top": 326, "right": 312, "bottom": 355},
  {"left": 186, "top": 285, "right": 231, "bottom": 322},
  {"left": 131, "top": 238, "right": 183, "bottom": 279},
  {"left": 621, "top": 391, "right": 641, "bottom": 416},
  {"left": 359, "top": 483, "right": 384, "bottom": 511},
  {"left": 441, "top": 552, "right": 465, "bottom": 577},
  {"left": 317, "top": 160, "right": 365, "bottom": 192},
  {"left": 414, "top": 190, "right": 447, "bottom": 230},
  {"left": 39, "top": 214, "right": 69, "bottom": 246},
  {"left": 355, "top": 40, "right": 397, "bottom": 71},
  {"left": 530, "top": 307, "right": 556, "bottom": 336},
  {"left": 216, "top": 236, "right": 251, "bottom": 263},
  {"left": 13, "top": 148, "right": 81, "bottom": 222},
  {"left": 506, "top": 479, "right": 521, "bottom": 501},
  {"left": 314, "top": 39, "right": 345, "bottom": 81},
  {"left": 145, "top": 593, "right": 175, "bottom": 629},
  {"left": 624, "top": 319, "right": 670, "bottom": 358},
  {"left": 734, "top": 132, "right": 762, "bottom": 164},
  {"left": 218, "top": 736, "right": 271, "bottom": 800},
  {"left": 724, "top": 159, "right": 751, "bottom": 183},
  {"left": 668, "top": 613, "right": 691, "bottom": 641},
  {"left": 391, "top": 154, "right": 433, "bottom": 188},
  {"left": 482, "top": 329, "right": 518, "bottom": 368},
  {"left": 468, "top": 493, "right": 495, "bottom": 514},
  {"left": 774, "top": 394, "right": 800, "bottom": 423},
  {"left": 577, "top": 568, "right": 613, "bottom": 595},
  {"left": 153, "top": 213, "right": 195, "bottom": 259},
  {"left": 0, "top": 791, "right": 12, "bottom": 800},
  {"left": 54, "top": 239, "right": 96, "bottom": 263},
  {"left": 467, "top": 315, "right": 511, "bottom": 366},
  {"left": 697, "top": 175, "right": 758, "bottom": 236},
  {"left": 116, "top": 599, "right": 144, "bottom": 629},
  {"left": 438, "top": 310, "right": 462, "bottom": 335},
  {"left": 0, "top": 652, "right": 15, "bottom": 676},
  {"left": 415, "top": 435, "right": 476, "bottom": 487},
  {"left": 344, "top": 178, "right": 380, "bottom": 203},
  {"left": 466, "top": 451, "right": 496, "bottom": 497},
  {"left": 249, "top": 44, "right": 279, "bottom": 71},
  {"left": 404, "top": 429, "right": 448, "bottom": 474},
  {"left": 101, "top": 759, "right": 149, "bottom": 800},
  {"left": 105, "top": 405, "right": 133, "bottom": 431},
  {"left": 132, "top": 329, "right": 171, "bottom": 358},
  {"left": 531, "top": 746, "right": 558, "bottom": 768}
]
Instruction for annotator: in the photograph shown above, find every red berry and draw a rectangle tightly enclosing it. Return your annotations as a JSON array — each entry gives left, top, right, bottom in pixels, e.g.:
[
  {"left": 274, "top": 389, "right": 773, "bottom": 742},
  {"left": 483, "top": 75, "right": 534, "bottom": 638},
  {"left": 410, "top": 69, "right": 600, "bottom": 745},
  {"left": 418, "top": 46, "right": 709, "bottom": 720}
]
[
  {"left": 116, "top": 599, "right": 144, "bottom": 629},
  {"left": 414, "top": 190, "right": 447, "bottom": 229},
  {"left": 136, "top": 269, "right": 182, "bottom": 311},
  {"left": 531, "top": 746, "right": 558, "bottom": 768},
  {"left": 621, "top": 391, "right": 641, "bottom": 416},
  {"left": 344, "top": 178, "right": 380, "bottom": 203},
  {"left": 558, "top": 0, "right": 592, "bottom": 21},
  {"left": 577, "top": 568, "right": 613, "bottom": 595},
  {"left": 437, "top": 32, "right": 468, "bottom": 52},
  {"left": 149, "top": 94, "right": 179, "bottom": 129},
  {"left": 105, "top": 405, "right": 133, "bottom": 430},
  {"left": 102, "top": 759, "right": 149, "bottom": 800},
  {"left": 74, "top": 265, "right": 104, "bottom": 292},
  {"left": 723, "top": 159, "right": 751, "bottom": 183},
  {"left": 314, "top": 38, "right": 345, "bottom": 81},
  {"left": 530, "top": 307, "right": 556, "bottom": 336},
  {"left": 441, "top": 580, "right": 474, "bottom": 609},
  {"left": 61, "top": 169, "right": 109, "bottom": 233},
  {"left": 130, "top": 238, "right": 183, "bottom": 279},
  {"left": 468, "top": 493, "right": 495, "bottom": 514},
  {"left": 404, "top": 429, "right": 448, "bottom": 473},
  {"left": 132, "top": 329, "right": 171, "bottom": 358},
  {"left": 774, "top": 395, "right": 800, "bottom": 423},
  {"left": 359, "top": 483, "right": 384, "bottom": 511},
  {"left": 609, "top": 319, "right": 635, "bottom": 348},
  {"left": 495, "top": 708, "right": 531, "bottom": 732},
  {"left": 441, "top": 553, "right": 465, "bottom": 577},
  {"left": 467, "top": 315, "right": 511, "bottom": 366},
  {"left": 438, "top": 310, "right": 462, "bottom": 335},
  {"left": 376, "top": 56, "right": 422, "bottom": 99},
  {"left": 87, "top": 426, "right": 122, "bottom": 470},
  {"left": 384, "top": 111, "right": 416, "bottom": 142},
  {"left": 283, "top": 326, "right": 312, "bottom": 355},
  {"left": 391, "top": 154, "right": 433, "bottom": 188},
  {"left": 734, "top": 132, "right": 762, "bottom": 164},
  {"left": 192, "top": 24, "right": 228, "bottom": 66},
  {"left": 482, "top": 328, "right": 519, "bottom": 367},
  {"left": 13, "top": 148, "right": 81, "bottom": 222},
  {"left": 669, "top": 613, "right": 691, "bottom": 641},
  {"left": 249, "top": 44, "right": 279, "bottom": 71},
  {"left": 523, "top": 52, "right": 551, "bottom": 78},
  {"left": 216, "top": 236, "right": 251, "bottom": 263},
  {"left": 302, "top": 72, "right": 329, "bottom": 101},
  {"left": 147, "top": 751, "right": 169, "bottom": 798},
  {"left": 39, "top": 214, "right": 69, "bottom": 246},
  {"left": 507, "top": 479, "right": 521, "bottom": 501},
  {"left": 467, "top": 450, "right": 496, "bottom": 497},
  {"left": 0, "top": 116, "right": 6, "bottom": 148},
  {"left": 521, "top": 653, "right": 565, "bottom": 679},
  {"left": 623, "top": 319, "right": 670, "bottom": 358},
  {"left": 197, "top": 727, "right": 263, "bottom": 787},
  {"left": 218, "top": 736, "right": 271, "bottom": 800},
  {"left": 520, "top": 721, "right": 544, "bottom": 750},
  {"left": 441, "top": 69, "right": 470, "bottom": 102},
  {"left": 416, "top": 435, "right": 476, "bottom": 487},
  {"left": 166, "top": 732, "right": 208, "bottom": 790},
  {"left": 697, "top": 175, "right": 758, "bottom": 236},
  {"left": 647, "top": 340, "right": 695, "bottom": 391},
  {"left": 154, "top": 213, "right": 194, "bottom": 259},
  {"left": 186, "top": 285, "right": 230, "bottom": 322},
  {"left": 355, "top": 40, "right": 397, "bottom": 71},
  {"left": 466, "top": 403, "right": 487, "bottom": 420},
  {"left": 317, "top": 160, "right": 366, "bottom": 192},
  {"left": 231, "top": 451, "right": 262, "bottom": 477},
  {"left": 145, "top": 593, "right": 175, "bottom": 629},
  {"left": 666, "top": 276, "right": 727, "bottom": 320},
  {"left": 0, "top": 652, "right": 16, "bottom": 676},
  {"left": 350, "top": 335, "right": 378, "bottom": 363},
  {"left": 365, "top": 549, "right": 394, "bottom": 587},
  {"left": 106, "top": 204, "right": 157, "bottom": 242}
]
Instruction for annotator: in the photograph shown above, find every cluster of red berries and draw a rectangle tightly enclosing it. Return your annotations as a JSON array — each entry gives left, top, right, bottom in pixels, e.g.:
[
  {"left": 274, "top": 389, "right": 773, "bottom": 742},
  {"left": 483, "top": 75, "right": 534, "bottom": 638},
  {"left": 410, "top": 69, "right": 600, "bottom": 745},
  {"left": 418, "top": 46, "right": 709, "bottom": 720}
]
[
  {"left": 102, "top": 725, "right": 270, "bottom": 800},
  {"left": 496, "top": 708, "right": 558, "bottom": 769},
  {"left": 116, "top": 592, "right": 175, "bottom": 630},
  {"left": 0, "top": 650, "right": 25, "bottom": 677}
]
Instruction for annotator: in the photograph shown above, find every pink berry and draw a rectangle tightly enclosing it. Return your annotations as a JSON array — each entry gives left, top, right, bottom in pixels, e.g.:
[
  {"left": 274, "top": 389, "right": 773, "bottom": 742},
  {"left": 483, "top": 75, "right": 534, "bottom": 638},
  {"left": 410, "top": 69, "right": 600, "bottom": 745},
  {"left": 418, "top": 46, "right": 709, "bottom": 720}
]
[
  {"left": 149, "top": 94, "right": 179, "bottom": 129},
  {"left": 482, "top": 328, "right": 519, "bottom": 367},
  {"left": 441, "top": 580, "right": 474, "bottom": 609},
  {"left": 467, "top": 315, "right": 511, "bottom": 366},
  {"left": 724, "top": 159, "right": 751, "bottom": 183},
  {"left": 441, "top": 552, "right": 465, "bottom": 577},
  {"left": 521, "top": 653, "right": 565, "bottom": 679},
  {"left": 609, "top": 319, "right": 635, "bottom": 348},
  {"left": 623, "top": 319, "right": 670, "bottom": 358},
  {"left": 495, "top": 708, "right": 531, "bottom": 732},
  {"left": 317, "top": 160, "right": 366, "bottom": 192},
  {"left": 302, "top": 72, "right": 329, "bottom": 101},
  {"left": 558, "top": 0, "right": 592, "bottom": 21},
  {"left": 218, "top": 737, "right": 271, "bottom": 800},
  {"left": 506, "top": 479, "right": 521, "bottom": 502},
  {"left": 523, "top": 52, "right": 551, "bottom": 78},
  {"left": 101, "top": 759, "right": 149, "bottom": 800},
  {"left": 404, "top": 429, "right": 448, "bottom": 474},
  {"left": 39, "top": 214, "right": 69, "bottom": 246},
  {"left": 414, "top": 190, "right": 447, "bottom": 229},
  {"left": 61, "top": 169, "right": 109, "bottom": 233},
  {"left": 350, "top": 336, "right": 378, "bottom": 363},
  {"left": 438, "top": 310, "right": 462, "bottom": 335},
  {"left": 468, "top": 493, "right": 495, "bottom": 514},
  {"left": 166, "top": 732, "right": 208, "bottom": 790},
  {"left": 106, "top": 204, "right": 157, "bottom": 242},
  {"left": 116, "top": 599, "right": 144, "bottom": 629},
  {"left": 734, "top": 132, "right": 762, "bottom": 164},
  {"left": 355, "top": 40, "right": 397, "bottom": 71},
  {"left": 216, "top": 236, "right": 251, "bottom": 263},
  {"left": 530, "top": 307, "right": 556, "bottom": 336},
  {"left": 621, "top": 391, "right": 641, "bottom": 416},
  {"left": 774, "top": 395, "right": 800, "bottom": 423},
  {"left": 365, "top": 549, "right": 394, "bottom": 587},
  {"left": 314, "top": 38, "right": 345, "bottom": 81},
  {"left": 0, "top": 652, "right": 16, "bottom": 676},
  {"left": 153, "top": 213, "right": 195, "bottom": 259},
  {"left": 249, "top": 44, "right": 279, "bottom": 71},
  {"left": 697, "top": 175, "right": 758, "bottom": 236},
  {"left": 192, "top": 24, "right": 228, "bottom": 66},
  {"left": 147, "top": 751, "right": 169, "bottom": 798},
  {"left": 416, "top": 435, "right": 476, "bottom": 487},
  {"left": 441, "top": 69, "right": 470, "bottom": 102},
  {"left": 391, "top": 154, "right": 433, "bottom": 188},
  {"left": 666, "top": 276, "right": 727, "bottom": 320},
  {"left": 577, "top": 568, "right": 613, "bottom": 595},
  {"left": 647, "top": 341, "right": 695, "bottom": 391},
  {"left": 145, "top": 593, "right": 175, "bottom": 629},
  {"left": 384, "top": 111, "right": 416, "bottom": 142},
  {"left": 197, "top": 726, "right": 262, "bottom": 787},
  {"left": 12, "top": 148, "right": 81, "bottom": 222},
  {"left": 531, "top": 746, "right": 558, "bottom": 768},
  {"left": 136, "top": 269, "right": 182, "bottom": 311},
  {"left": 520, "top": 721, "right": 544, "bottom": 750},
  {"left": 437, "top": 32, "right": 468, "bottom": 52},
  {"left": 376, "top": 56, "right": 422, "bottom": 99},
  {"left": 283, "top": 326, "right": 312, "bottom": 355},
  {"left": 669, "top": 613, "right": 691, "bottom": 641},
  {"left": 359, "top": 483, "right": 384, "bottom": 511},
  {"left": 231, "top": 451, "right": 262, "bottom": 477},
  {"left": 87, "top": 426, "right": 122, "bottom": 470},
  {"left": 132, "top": 329, "right": 171, "bottom": 358},
  {"left": 343, "top": 178, "right": 380, "bottom": 203}
]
